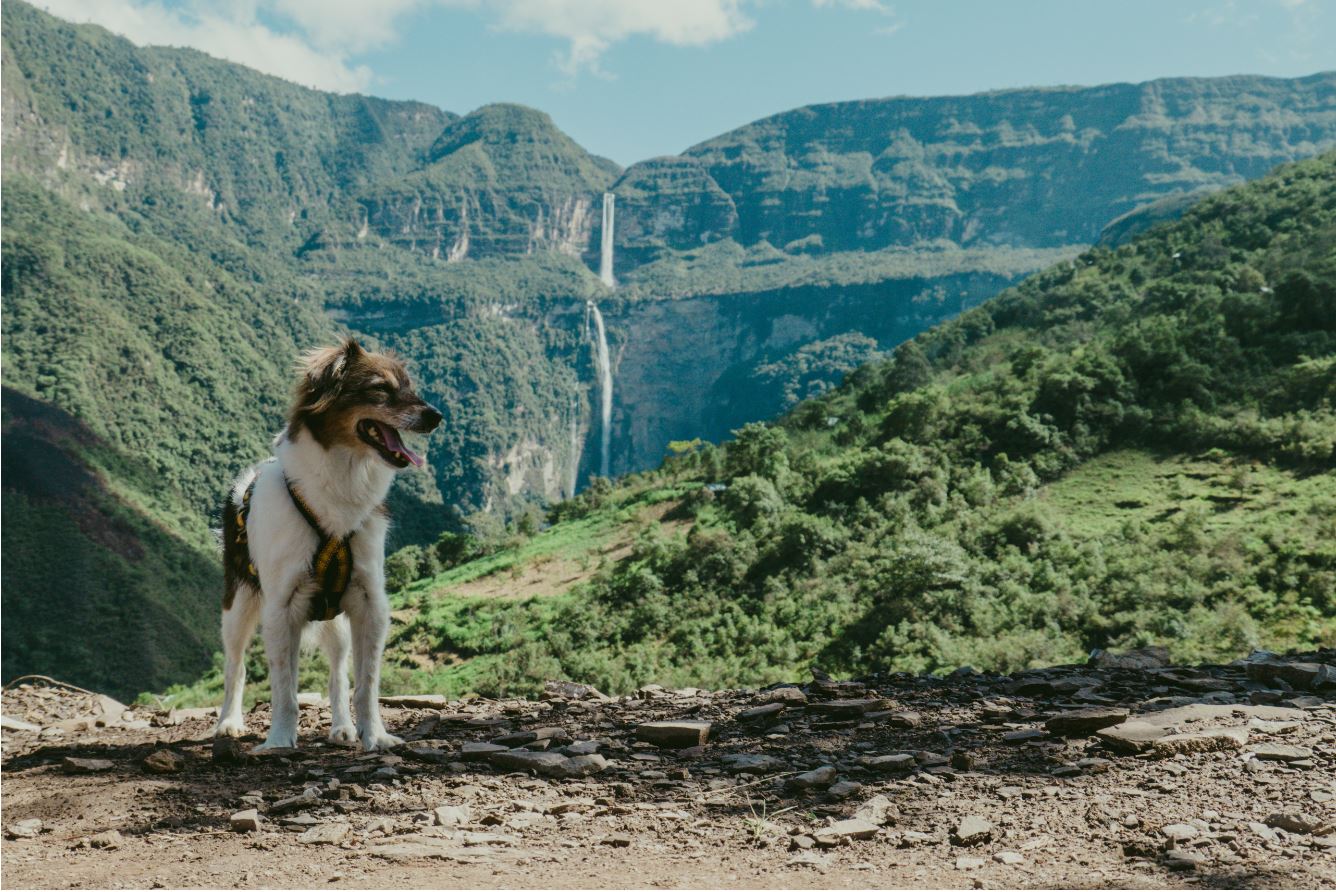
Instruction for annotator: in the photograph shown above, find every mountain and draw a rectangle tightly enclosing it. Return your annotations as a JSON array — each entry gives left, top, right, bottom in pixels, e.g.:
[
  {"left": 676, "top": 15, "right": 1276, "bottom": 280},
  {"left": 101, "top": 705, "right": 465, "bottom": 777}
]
[
  {"left": 615, "top": 76, "right": 1336, "bottom": 262},
  {"left": 167, "top": 151, "right": 1334, "bottom": 704},
  {"left": 4, "top": 0, "right": 1336, "bottom": 697}
]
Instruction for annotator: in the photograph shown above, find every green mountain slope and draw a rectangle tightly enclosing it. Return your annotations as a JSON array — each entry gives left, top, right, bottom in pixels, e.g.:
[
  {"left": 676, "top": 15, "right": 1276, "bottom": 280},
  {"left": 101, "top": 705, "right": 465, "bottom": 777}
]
[
  {"left": 0, "top": 179, "right": 337, "bottom": 697},
  {"left": 171, "top": 151, "right": 1332, "bottom": 704}
]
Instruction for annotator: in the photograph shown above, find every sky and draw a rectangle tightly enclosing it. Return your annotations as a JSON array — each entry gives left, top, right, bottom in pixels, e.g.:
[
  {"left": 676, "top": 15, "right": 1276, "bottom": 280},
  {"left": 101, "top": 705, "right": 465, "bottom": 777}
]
[{"left": 34, "top": 0, "right": 1336, "bottom": 166}]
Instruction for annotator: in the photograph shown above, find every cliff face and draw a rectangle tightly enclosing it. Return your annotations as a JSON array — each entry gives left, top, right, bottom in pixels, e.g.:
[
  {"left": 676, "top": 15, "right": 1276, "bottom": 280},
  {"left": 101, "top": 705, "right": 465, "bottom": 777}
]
[
  {"left": 572, "top": 271, "right": 1024, "bottom": 477},
  {"left": 609, "top": 75, "right": 1336, "bottom": 263},
  {"left": 354, "top": 104, "right": 620, "bottom": 260}
]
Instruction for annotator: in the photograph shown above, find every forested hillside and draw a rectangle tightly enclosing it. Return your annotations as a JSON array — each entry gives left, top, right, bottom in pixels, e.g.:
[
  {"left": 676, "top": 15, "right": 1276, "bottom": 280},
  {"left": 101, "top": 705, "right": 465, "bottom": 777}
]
[
  {"left": 4, "top": 0, "right": 1335, "bottom": 697},
  {"left": 171, "top": 151, "right": 1333, "bottom": 705}
]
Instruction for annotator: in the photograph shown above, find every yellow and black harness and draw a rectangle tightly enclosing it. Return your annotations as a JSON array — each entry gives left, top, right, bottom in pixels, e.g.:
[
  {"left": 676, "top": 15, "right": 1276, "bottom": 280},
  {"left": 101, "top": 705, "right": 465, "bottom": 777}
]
[{"left": 236, "top": 476, "right": 354, "bottom": 622}]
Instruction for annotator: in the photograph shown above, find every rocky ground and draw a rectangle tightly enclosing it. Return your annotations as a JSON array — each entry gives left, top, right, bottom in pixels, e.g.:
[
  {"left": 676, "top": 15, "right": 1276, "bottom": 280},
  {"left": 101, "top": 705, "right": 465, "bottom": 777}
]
[{"left": 2, "top": 649, "right": 1333, "bottom": 890}]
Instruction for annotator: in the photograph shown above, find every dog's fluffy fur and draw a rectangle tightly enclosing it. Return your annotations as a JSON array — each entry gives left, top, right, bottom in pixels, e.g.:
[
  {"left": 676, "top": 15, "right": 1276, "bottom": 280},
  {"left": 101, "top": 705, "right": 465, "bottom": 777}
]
[{"left": 213, "top": 338, "right": 441, "bottom": 752}]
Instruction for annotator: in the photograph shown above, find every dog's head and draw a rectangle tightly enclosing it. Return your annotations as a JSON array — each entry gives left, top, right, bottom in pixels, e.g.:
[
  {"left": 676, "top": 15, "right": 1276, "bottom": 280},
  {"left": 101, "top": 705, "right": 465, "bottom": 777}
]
[{"left": 288, "top": 338, "right": 442, "bottom": 469}]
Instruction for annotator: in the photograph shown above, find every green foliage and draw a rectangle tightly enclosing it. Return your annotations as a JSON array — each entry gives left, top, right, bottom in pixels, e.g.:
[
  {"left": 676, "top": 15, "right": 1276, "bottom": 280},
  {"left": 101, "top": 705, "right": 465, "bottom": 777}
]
[{"left": 301, "top": 153, "right": 1335, "bottom": 698}]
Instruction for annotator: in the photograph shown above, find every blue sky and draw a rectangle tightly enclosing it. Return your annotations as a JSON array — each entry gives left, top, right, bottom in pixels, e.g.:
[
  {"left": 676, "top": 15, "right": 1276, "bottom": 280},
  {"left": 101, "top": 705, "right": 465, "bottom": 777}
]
[{"left": 38, "top": 0, "right": 1336, "bottom": 166}]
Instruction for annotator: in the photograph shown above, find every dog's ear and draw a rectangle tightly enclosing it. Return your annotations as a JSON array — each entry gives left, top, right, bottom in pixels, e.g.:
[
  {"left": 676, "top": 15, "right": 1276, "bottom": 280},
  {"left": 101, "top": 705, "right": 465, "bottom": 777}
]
[{"left": 290, "top": 339, "right": 363, "bottom": 434}]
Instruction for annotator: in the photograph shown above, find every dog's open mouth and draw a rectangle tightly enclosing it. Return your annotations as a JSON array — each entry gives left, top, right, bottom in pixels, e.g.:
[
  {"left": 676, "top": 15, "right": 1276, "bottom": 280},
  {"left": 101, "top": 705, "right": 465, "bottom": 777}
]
[{"left": 357, "top": 419, "right": 423, "bottom": 469}]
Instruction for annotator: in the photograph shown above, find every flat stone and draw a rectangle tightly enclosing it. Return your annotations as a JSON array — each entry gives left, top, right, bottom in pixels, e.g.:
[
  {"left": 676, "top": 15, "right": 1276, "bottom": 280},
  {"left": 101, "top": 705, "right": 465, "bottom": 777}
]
[
  {"left": 1044, "top": 707, "right": 1129, "bottom": 737},
  {"left": 1161, "top": 823, "right": 1199, "bottom": 841},
  {"left": 720, "top": 753, "right": 784, "bottom": 773},
  {"left": 955, "top": 856, "right": 986, "bottom": 870},
  {"left": 487, "top": 749, "right": 570, "bottom": 776},
  {"left": 853, "top": 794, "right": 898, "bottom": 826},
  {"left": 899, "top": 831, "right": 936, "bottom": 847},
  {"left": 758, "top": 687, "right": 807, "bottom": 706},
  {"left": 788, "top": 765, "right": 838, "bottom": 789},
  {"left": 62, "top": 757, "right": 114, "bottom": 774},
  {"left": 827, "top": 781, "right": 863, "bottom": 800},
  {"left": 542, "top": 681, "right": 608, "bottom": 701},
  {"left": 270, "top": 789, "right": 321, "bottom": 814},
  {"left": 806, "top": 699, "right": 886, "bottom": 720},
  {"left": 229, "top": 809, "right": 261, "bottom": 832},
  {"left": 601, "top": 834, "right": 631, "bottom": 847},
  {"left": 1248, "top": 718, "right": 1302, "bottom": 734},
  {"left": 403, "top": 745, "right": 450, "bottom": 764},
  {"left": 886, "top": 711, "right": 922, "bottom": 728},
  {"left": 1095, "top": 721, "right": 1167, "bottom": 754},
  {"left": 562, "top": 740, "right": 601, "bottom": 756},
  {"left": 1249, "top": 743, "right": 1313, "bottom": 762},
  {"left": 858, "top": 754, "right": 915, "bottom": 773},
  {"left": 143, "top": 750, "right": 186, "bottom": 773},
  {"left": 379, "top": 694, "right": 450, "bottom": 709},
  {"left": 994, "top": 851, "right": 1024, "bottom": 865},
  {"left": 5, "top": 819, "right": 42, "bottom": 839},
  {"left": 636, "top": 721, "right": 711, "bottom": 748},
  {"left": 299, "top": 823, "right": 349, "bottom": 845},
  {"left": 1151, "top": 727, "right": 1248, "bottom": 756},
  {"left": 737, "top": 703, "right": 785, "bottom": 722},
  {"left": 434, "top": 805, "right": 471, "bottom": 827},
  {"left": 1164, "top": 847, "right": 1206, "bottom": 869},
  {"left": 557, "top": 754, "right": 609, "bottom": 778},
  {"left": 952, "top": 815, "right": 993, "bottom": 846},
  {"left": 460, "top": 742, "right": 508, "bottom": 760},
  {"left": 1, "top": 715, "right": 41, "bottom": 733},
  {"left": 813, "top": 818, "right": 879, "bottom": 844},
  {"left": 1002, "top": 729, "right": 1046, "bottom": 743},
  {"left": 1246, "top": 659, "right": 1336, "bottom": 691},
  {"left": 1266, "top": 811, "right": 1330, "bottom": 835}
]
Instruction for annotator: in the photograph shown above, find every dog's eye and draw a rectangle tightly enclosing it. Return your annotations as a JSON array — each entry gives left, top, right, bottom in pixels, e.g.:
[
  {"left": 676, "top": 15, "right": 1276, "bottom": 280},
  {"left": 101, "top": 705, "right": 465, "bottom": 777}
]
[{"left": 372, "top": 385, "right": 395, "bottom": 403}]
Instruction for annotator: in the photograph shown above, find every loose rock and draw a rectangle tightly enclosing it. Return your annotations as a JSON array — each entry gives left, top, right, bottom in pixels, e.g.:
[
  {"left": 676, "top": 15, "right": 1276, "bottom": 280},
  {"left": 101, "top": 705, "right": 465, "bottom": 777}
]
[
  {"left": 229, "top": 810, "right": 261, "bottom": 832},
  {"left": 1044, "top": 707, "right": 1129, "bottom": 737},
  {"left": 952, "top": 815, "right": 993, "bottom": 846},
  {"left": 636, "top": 721, "right": 711, "bottom": 748},
  {"left": 142, "top": 750, "right": 185, "bottom": 774}
]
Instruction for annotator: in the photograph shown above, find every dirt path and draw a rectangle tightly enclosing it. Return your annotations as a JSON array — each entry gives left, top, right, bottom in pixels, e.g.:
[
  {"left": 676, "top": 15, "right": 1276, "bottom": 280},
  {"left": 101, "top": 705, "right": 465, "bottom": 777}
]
[{"left": 2, "top": 651, "right": 1333, "bottom": 889}]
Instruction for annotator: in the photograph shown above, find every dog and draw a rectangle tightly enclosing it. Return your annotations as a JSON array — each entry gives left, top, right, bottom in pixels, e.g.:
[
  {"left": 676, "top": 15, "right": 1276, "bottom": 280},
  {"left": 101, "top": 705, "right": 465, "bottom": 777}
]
[{"left": 213, "top": 338, "right": 441, "bottom": 752}]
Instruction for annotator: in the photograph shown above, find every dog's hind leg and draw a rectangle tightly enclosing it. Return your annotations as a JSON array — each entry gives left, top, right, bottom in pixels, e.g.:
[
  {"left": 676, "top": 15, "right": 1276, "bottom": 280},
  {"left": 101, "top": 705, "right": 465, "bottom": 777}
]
[
  {"left": 319, "top": 616, "right": 356, "bottom": 745},
  {"left": 214, "top": 586, "right": 260, "bottom": 738}
]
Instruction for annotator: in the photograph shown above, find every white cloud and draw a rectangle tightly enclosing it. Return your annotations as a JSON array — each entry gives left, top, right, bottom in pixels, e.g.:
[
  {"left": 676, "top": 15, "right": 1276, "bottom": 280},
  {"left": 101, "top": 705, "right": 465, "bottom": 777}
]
[
  {"left": 269, "top": 0, "right": 435, "bottom": 54},
  {"left": 35, "top": 0, "right": 900, "bottom": 92},
  {"left": 490, "top": 0, "right": 755, "bottom": 78},
  {"left": 812, "top": 0, "right": 901, "bottom": 36},
  {"left": 36, "top": 0, "right": 378, "bottom": 91}
]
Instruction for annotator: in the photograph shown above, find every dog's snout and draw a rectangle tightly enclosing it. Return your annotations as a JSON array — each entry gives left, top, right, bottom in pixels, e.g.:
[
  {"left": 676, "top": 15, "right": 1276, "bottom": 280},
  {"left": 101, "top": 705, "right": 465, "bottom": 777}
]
[{"left": 418, "top": 406, "right": 443, "bottom": 432}]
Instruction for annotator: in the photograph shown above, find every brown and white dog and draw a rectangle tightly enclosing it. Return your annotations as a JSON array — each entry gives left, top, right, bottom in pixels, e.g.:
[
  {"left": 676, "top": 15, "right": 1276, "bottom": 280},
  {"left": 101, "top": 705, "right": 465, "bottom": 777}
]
[{"left": 213, "top": 338, "right": 441, "bottom": 751}]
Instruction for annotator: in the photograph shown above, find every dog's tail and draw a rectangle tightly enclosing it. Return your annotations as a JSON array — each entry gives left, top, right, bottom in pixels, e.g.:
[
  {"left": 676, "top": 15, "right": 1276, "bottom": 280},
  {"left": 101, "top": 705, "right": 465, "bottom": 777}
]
[{"left": 220, "top": 464, "right": 265, "bottom": 609}]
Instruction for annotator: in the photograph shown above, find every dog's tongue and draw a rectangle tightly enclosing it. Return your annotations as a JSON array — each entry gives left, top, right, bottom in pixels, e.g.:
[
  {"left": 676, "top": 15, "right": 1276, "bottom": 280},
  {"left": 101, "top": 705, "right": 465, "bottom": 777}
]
[{"left": 379, "top": 423, "right": 423, "bottom": 467}]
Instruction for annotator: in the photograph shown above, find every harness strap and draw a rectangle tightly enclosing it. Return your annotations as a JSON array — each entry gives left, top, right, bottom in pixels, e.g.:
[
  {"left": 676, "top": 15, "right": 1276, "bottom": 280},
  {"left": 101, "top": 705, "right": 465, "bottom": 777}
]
[
  {"left": 235, "top": 475, "right": 355, "bottom": 622},
  {"left": 284, "top": 478, "right": 354, "bottom": 622}
]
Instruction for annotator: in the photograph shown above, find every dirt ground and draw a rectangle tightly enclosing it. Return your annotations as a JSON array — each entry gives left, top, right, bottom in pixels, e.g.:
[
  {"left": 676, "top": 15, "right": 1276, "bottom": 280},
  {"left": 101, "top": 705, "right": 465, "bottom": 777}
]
[{"left": 2, "top": 650, "right": 1333, "bottom": 890}]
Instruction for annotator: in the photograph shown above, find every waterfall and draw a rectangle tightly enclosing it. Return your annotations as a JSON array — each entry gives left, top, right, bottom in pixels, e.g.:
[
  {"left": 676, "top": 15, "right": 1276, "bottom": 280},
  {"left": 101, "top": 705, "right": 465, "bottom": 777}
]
[
  {"left": 567, "top": 395, "right": 580, "bottom": 496},
  {"left": 586, "top": 300, "right": 613, "bottom": 478},
  {"left": 599, "top": 192, "right": 615, "bottom": 288}
]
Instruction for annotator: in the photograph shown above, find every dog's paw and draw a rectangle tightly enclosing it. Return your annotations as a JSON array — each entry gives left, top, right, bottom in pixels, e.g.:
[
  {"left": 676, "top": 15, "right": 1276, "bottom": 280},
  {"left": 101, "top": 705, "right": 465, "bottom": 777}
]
[
  {"left": 214, "top": 717, "right": 247, "bottom": 738},
  {"left": 328, "top": 724, "right": 358, "bottom": 746},
  {"left": 359, "top": 729, "right": 403, "bottom": 752},
  {"left": 252, "top": 733, "right": 298, "bottom": 753}
]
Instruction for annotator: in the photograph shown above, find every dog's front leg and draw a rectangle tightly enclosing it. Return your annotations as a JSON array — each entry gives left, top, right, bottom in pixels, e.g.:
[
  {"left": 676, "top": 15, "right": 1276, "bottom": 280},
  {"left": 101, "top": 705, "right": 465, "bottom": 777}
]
[
  {"left": 253, "top": 593, "right": 305, "bottom": 751},
  {"left": 348, "top": 582, "right": 401, "bottom": 752}
]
